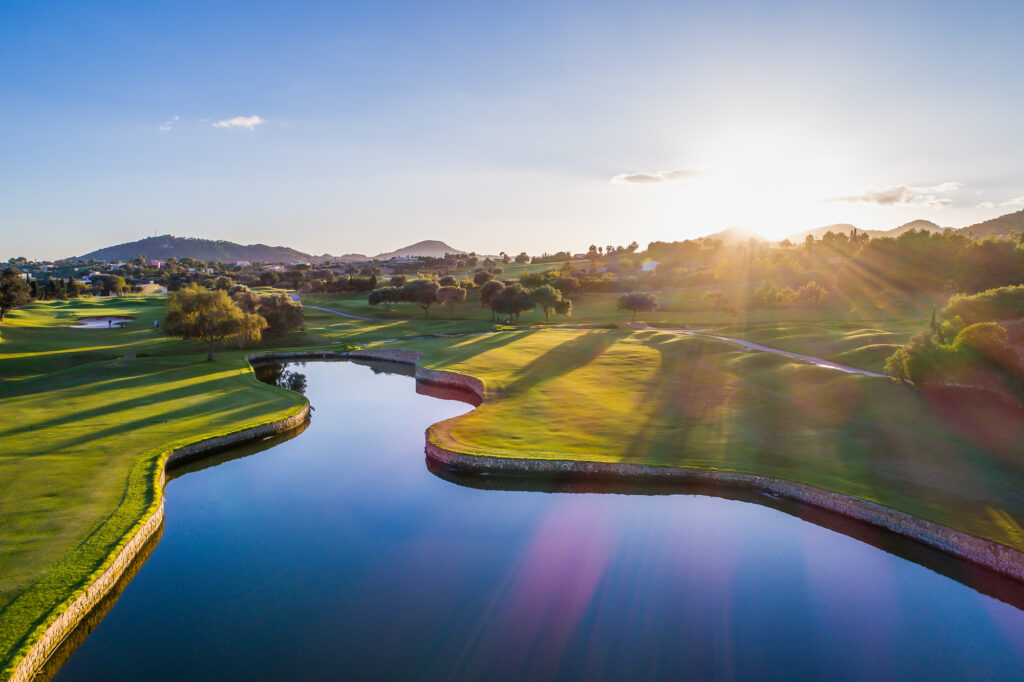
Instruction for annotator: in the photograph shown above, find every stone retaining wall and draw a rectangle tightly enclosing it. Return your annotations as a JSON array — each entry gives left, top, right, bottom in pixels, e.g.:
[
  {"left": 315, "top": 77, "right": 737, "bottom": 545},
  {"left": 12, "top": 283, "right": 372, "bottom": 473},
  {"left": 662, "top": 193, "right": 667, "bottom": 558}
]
[
  {"left": 345, "top": 348, "right": 1024, "bottom": 583},
  {"left": 7, "top": 358, "right": 311, "bottom": 682}
]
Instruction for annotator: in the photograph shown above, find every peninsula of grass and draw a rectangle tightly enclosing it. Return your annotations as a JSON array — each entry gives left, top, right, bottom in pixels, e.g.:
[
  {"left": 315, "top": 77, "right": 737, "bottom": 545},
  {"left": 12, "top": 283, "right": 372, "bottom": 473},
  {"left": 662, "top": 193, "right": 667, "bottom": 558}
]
[{"left": 367, "top": 328, "right": 1024, "bottom": 554}]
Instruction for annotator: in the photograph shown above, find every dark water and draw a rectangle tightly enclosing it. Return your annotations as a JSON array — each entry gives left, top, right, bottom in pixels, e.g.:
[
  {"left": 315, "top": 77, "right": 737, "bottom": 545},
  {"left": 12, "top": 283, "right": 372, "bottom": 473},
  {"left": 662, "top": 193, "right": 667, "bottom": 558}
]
[{"left": 53, "top": 360, "right": 1024, "bottom": 681}]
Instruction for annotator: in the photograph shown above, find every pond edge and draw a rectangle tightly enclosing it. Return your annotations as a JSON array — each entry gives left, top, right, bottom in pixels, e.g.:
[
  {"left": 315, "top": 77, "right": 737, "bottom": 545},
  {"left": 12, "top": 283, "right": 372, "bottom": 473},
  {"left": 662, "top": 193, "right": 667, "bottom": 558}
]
[
  {"left": 344, "top": 347, "right": 1024, "bottom": 584},
  {"left": 6, "top": 353, "right": 311, "bottom": 682}
]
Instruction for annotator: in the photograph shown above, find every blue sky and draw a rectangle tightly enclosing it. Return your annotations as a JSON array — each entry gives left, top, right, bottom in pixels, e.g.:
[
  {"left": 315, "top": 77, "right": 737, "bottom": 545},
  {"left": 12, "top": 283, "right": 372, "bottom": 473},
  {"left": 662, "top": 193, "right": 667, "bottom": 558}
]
[{"left": 3, "top": 0, "right": 1024, "bottom": 260}]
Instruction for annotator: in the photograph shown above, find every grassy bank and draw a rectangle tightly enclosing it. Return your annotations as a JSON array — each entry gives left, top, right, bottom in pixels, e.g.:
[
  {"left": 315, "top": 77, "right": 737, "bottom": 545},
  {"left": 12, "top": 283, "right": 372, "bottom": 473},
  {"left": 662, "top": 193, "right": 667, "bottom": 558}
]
[
  {"left": 0, "top": 298, "right": 308, "bottom": 676},
  {"left": 371, "top": 328, "right": 1024, "bottom": 552},
  {"left": 3, "top": 293, "right": 1023, "bottom": 677}
]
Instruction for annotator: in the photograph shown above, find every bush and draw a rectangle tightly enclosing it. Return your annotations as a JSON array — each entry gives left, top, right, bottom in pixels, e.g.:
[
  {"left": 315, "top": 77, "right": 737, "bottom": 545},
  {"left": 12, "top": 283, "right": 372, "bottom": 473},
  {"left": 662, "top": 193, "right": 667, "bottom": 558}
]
[{"left": 943, "top": 285, "right": 1024, "bottom": 325}]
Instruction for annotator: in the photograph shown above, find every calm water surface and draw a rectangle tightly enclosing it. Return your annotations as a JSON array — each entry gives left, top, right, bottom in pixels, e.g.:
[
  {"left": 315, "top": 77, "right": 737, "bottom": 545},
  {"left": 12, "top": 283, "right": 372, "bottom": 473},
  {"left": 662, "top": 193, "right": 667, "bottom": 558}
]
[{"left": 54, "top": 361, "right": 1024, "bottom": 681}]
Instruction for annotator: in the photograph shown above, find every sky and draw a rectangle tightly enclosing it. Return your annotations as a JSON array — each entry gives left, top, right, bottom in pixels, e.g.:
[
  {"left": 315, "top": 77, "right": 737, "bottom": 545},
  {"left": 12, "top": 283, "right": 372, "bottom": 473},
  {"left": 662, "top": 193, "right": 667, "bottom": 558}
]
[{"left": 2, "top": 0, "right": 1024, "bottom": 260}]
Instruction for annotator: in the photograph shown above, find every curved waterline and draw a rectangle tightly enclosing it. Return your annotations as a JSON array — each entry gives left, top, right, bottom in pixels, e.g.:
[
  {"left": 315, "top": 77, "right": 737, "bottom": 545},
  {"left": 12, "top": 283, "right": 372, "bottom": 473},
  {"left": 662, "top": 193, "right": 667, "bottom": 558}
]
[{"left": 18, "top": 353, "right": 1024, "bottom": 680}]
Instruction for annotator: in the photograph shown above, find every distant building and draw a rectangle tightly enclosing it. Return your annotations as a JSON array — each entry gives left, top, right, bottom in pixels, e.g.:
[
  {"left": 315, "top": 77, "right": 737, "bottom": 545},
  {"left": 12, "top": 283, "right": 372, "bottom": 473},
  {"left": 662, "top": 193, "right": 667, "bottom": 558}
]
[
  {"left": 641, "top": 260, "right": 660, "bottom": 272},
  {"left": 235, "top": 261, "right": 251, "bottom": 267},
  {"left": 573, "top": 253, "right": 589, "bottom": 260},
  {"left": 148, "top": 259, "right": 164, "bottom": 268}
]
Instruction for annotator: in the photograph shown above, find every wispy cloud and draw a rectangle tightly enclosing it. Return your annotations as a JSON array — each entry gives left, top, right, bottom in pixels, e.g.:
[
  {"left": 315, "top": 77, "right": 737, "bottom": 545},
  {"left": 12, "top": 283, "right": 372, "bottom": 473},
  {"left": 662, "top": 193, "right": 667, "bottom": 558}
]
[
  {"left": 611, "top": 167, "right": 703, "bottom": 185},
  {"left": 977, "top": 196, "right": 1024, "bottom": 209},
  {"left": 828, "top": 182, "right": 962, "bottom": 208},
  {"left": 158, "top": 115, "right": 179, "bottom": 132},
  {"left": 213, "top": 115, "right": 265, "bottom": 130}
]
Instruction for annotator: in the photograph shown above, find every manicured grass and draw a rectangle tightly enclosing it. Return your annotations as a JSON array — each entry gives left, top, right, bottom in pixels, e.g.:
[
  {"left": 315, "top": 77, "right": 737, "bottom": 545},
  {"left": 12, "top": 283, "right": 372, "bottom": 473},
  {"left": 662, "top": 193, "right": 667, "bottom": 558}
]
[
  {"left": 0, "top": 298, "right": 308, "bottom": 676},
  {"left": 708, "top": 321, "right": 922, "bottom": 371},
  {"left": 371, "top": 328, "right": 1024, "bottom": 553},
  {"left": 4, "top": 292, "right": 1022, "bottom": 677}
]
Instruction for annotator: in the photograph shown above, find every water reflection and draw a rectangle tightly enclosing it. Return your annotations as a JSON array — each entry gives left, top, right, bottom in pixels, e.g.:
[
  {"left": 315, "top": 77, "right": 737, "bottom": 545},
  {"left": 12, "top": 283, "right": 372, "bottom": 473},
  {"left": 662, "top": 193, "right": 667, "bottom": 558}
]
[
  {"left": 253, "top": 361, "right": 308, "bottom": 395},
  {"left": 50, "top": 359, "right": 1024, "bottom": 681}
]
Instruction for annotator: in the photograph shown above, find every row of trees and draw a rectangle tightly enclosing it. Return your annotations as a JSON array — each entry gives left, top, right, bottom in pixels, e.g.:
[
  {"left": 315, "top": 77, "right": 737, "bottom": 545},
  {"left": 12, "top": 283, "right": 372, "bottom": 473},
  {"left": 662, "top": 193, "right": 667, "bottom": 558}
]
[{"left": 165, "top": 284, "right": 303, "bottom": 360}]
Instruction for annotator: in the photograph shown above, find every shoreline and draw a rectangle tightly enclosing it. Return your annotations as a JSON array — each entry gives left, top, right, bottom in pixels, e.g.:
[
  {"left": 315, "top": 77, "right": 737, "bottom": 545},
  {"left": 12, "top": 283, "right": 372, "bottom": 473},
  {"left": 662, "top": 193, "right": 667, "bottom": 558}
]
[
  {"left": 10, "top": 346, "right": 1023, "bottom": 680},
  {"left": 345, "top": 347, "right": 1024, "bottom": 584},
  {"left": 6, "top": 353, "right": 312, "bottom": 682}
]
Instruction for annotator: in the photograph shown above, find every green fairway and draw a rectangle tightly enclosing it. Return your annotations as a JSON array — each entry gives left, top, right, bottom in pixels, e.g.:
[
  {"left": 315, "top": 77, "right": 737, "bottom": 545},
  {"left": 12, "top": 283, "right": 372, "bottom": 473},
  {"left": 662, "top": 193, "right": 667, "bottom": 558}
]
[
  {"left": 3, "top": 293, "right": 1024, "bottom": 678},
  {"left": 370, "top": 327, "right": 1024, "bottom": 552}
]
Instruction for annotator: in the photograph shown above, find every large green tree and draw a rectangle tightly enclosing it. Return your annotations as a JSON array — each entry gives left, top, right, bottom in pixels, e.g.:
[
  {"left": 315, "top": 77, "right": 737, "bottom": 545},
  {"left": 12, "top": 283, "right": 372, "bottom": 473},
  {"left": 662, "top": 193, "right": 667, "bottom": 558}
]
[
  {"left": 165, "top": 284, "right": 267, "bottom": 360},
  {"left": 532, "top": 284, "right": 563, "bottom": 322},
  {"left": 435, "top": 285, "right": 467, "bottom": 318},
  {"left": 368, "top": 287, "right": 401, "bottom": 315},
  {"left": 0, "top": 269, "right": 31, "bottom": 320},
  {"left": 617, "top": 291, "right": 659, "bottom": 321},
  {"left": 399, "top": 279, "right": 441, "bottom": 317},
  {"left": 490, "top": 284, "right": 535, "bottom": 323}
]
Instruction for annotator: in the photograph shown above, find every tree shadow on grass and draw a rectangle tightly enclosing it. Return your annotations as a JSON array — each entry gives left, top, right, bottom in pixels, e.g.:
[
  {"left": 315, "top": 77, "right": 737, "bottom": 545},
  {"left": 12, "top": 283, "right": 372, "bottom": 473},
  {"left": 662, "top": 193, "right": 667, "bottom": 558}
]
[{"left": 502, "top": 330, "right": 618, "bottom": 396}]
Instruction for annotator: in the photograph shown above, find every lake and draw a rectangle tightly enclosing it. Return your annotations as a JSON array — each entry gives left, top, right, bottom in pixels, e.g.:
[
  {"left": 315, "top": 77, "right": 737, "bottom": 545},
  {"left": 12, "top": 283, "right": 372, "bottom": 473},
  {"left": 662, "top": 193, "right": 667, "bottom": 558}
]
[{"left": 52, "top": 359, "right": 1024, "bottom": 680}]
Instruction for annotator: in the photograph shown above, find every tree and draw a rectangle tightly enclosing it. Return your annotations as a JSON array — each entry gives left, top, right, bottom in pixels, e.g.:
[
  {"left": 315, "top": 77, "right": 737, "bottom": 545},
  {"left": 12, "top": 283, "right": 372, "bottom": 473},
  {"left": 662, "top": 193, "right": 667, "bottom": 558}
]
[
  {"left": 399, "top": 279, "right": 441, "bottom": 317},
  {"left": 552, "top": 277, "right": 581, "bottom": 297},
  {"left": 389, "top": 274, "right": 407, "bottom": 287},
  {"left": 479, "top": 280, "right": 505, "bottom": 312},
  {"left": 92, "top": 274, "right": 126, "bottom": 296},
  {"left": 368, "top": 286, "right": 401, "bottom": 315},
  {"left": 213, "top": 276, "right": 235, "bottom": 291},
  {"left": 258, "top": 271, "right": 279, "bottom": 286},
  {"left": 435, "top": 286, "right": 467, "bottom": 318},
  {"left": 0, "top": 269, "right": 31, "bottom": 320},
  {"left": 257, "top": 293, "right": 304, "bottom": 336},
  {"left": 555, "top": 298, "right": 573, "bottom": 319},
  {"left": 438, "top": 275, "right": 458, "bottom": 287},
  {"left": 532, "top": 284, "right": 563, "bottom": 322},
  {"left": 514, "top": 252, "right": 530, "bottom": 264},
  {"left": 473, "top": 270, "right": 493, "bottom": 286},
  {"left": 490, "top": 284, "right": 535, "bottom": 323},
  {"left": 617, "top": 291, "right": 658, "bottom": 321},
  {"left": 165, "top": 285, "right": 267, "bottom": 360}
]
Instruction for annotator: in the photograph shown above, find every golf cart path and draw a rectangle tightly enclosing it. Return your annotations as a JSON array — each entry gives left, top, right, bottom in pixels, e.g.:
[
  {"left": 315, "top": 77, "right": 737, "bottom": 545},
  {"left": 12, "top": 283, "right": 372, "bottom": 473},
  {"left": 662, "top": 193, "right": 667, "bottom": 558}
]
[
  {"left": 639, "top": 324, "right": 886, "bottom": 378},
  {"left": 291, "top": 293, "right": 373, "bottom": 320}
]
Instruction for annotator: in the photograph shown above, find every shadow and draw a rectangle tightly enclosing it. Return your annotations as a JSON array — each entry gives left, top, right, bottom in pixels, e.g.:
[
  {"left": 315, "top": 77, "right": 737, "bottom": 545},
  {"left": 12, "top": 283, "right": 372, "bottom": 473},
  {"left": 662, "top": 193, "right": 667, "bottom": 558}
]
[
  {"left": 425, "top": 459, "right": 1024, "bottom": 612},
  {"left": 503, "top": 330, "right": 617, "bottom": 395}
]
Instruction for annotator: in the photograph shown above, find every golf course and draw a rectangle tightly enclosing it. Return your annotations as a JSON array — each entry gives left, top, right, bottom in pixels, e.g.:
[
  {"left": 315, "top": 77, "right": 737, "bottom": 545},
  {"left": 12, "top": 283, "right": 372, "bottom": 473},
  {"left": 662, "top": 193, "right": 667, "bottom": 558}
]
[{"left": 2, "top": 287, "right": 1024, "bottom": 678}]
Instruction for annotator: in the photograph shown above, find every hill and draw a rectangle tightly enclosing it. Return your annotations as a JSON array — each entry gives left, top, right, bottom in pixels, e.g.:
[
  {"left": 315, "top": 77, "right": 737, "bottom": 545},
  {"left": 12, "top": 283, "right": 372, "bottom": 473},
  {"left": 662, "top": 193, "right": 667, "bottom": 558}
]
[
  {"left": 959, "top": 209, "right": 1024, "bottom": 238},
  {"left": 784, "top": 220, "right": 943, "bottom": 243},
  {"left": 374, "top": 240, "right": 465, "bottom": 260},
  {"left": 78, "top": 235, "right": 311, "bottom": 263},
  {"left": 703, "top": 227, "right": 768, "bottom": 245}
]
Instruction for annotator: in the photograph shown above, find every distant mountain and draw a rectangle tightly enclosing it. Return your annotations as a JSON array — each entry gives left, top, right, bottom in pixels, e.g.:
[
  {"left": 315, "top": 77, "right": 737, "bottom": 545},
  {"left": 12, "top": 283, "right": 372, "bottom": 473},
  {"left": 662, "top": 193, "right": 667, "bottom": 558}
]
[
  {"left": 373, "top": 240, "right": 465, "bottom": 260},
  {"left": 783, "top": 219, "right": 943, "bottom": 242},
  {"left": 958, "top": 209, "right": 1024, "bottom": 238},
  {"left": 78, "top": 235, "right": 311, "bottom": 263},
  {"left": 702, "top": 227, "right": 768, "bottom": 245}
]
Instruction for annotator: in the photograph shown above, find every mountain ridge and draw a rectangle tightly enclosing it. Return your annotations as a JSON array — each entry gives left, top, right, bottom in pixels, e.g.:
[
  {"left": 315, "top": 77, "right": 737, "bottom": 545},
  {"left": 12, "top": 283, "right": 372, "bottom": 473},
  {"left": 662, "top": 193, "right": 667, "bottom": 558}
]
[{"left": 75, "top": 235, "right": 466, "bottom": 264}]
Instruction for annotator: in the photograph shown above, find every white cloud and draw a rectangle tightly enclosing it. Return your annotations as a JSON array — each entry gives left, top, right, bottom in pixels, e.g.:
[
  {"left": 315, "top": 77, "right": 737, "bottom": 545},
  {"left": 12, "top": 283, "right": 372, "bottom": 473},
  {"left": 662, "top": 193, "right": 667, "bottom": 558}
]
[
  {"left": 827, "top": 181, "right": 963, "bottom": 208},
  {"left": 976, "top": 196, "right": 1024, "bottom": 209},
  {"left": 611, "top": 167, "right": 703, "bottom": 185},
  {"left": 213, "top": 115, "right": 265, "bottom": 130},
  {"left": 158, "top": 115, "right": 179, "bottom": 132}
]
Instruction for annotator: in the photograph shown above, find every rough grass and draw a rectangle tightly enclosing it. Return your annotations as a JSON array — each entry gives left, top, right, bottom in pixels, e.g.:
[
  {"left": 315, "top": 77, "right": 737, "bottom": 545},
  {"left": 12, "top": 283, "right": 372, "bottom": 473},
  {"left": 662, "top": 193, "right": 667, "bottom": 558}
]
[
  {"left": 373, "top": 328, "right": 1024, "bottom": 553},
  {"left": 0, "top": 298, "right": 307, "bottom": 676}
]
